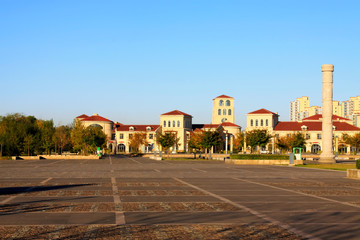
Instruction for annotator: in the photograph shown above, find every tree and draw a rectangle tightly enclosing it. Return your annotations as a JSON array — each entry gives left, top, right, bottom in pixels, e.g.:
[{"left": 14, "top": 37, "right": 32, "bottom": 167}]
[
  {"left": 37, "top": 119, "right": 55, "bottom": 155},
  {"left": 24, "top": 135, "right": 35, "bottom": 156},
  {"left": 83, "top": 125, "right": 107, "bottom": 154},
  {"left": 71, "top": 121, "right": 87, "bottom": 154},
  {"left": 276, "top": 136, "right": 291, "bottom": 153},
  {"left": 199, "top": 130, "right": 222, "bottom": 159},
  {"left": 128, "top": 132, "right": 147, "bottom": 153},
  {"left": 343, "top": 133, "right": 360, "bottom": 154},
  {"left": 156, "top": 132, "right": 179, "bottom": 157},
  {"left": 233, "top": 132, "right": 245, "bottom": 153},
  {"left": 289, "top": 132, "right": 306, "bottom": 149},
  {"left": 53, "top": 125, "right": 72, "bottom": 154},
  {"left": 245, "top": 129, "right": 271, "bottom": 153},
  {"left": 0, "top": 117, "right": 6, "bottom": 157},
  {"left": 188, "top": 130, "right": 204, "bottom": 158}
]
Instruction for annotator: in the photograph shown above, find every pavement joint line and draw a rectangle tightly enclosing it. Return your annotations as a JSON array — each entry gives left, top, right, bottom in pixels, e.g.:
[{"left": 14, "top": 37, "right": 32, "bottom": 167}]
[
  {"left": 153, "top": 169, "right": 161, "bottom": 172},
  {"left": 192, "top": 168, "right": 207, "bottom": 173},
  {"left": 172, "top": 177, "right": 319, "bottom": 240},
  {"left": 40, "top": 177, "right": 53, "bottom": 184},
  {"left": 111, "top": 176, "right": 125, "bottom": 225},
  {"left": 232, "top": 177, "right": 360, "bottom": 209},
  {"left": 128, "top": 157, "right": 141, "bottom": 164}
]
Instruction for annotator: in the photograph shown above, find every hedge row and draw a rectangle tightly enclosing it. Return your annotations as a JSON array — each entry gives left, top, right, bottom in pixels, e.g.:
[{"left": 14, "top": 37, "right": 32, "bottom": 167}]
[
  {"left": 357, "top": 160, "right": 360, "bottom": 169},
  {"left": 230, "top": 154, "right": 289, "bottom": 160}
]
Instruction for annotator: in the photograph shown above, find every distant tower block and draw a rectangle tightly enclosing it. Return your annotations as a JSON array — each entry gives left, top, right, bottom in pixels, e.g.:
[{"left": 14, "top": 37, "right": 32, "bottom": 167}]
[
  {"left": 319, "top": 64, "right": 335, "bottom": 163},
  {"left": 212, "top": 95, "right": 235, "bottom": 124}
]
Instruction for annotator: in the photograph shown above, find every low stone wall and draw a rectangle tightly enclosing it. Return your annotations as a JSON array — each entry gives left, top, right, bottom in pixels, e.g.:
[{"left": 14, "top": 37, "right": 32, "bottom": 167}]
[
  {"left": 12, "top": 155, "right": 100, "bottom": 160},
  {"left": 225, "top": 159, "right": 303, "bottom": 165},
  {"left": 347, "top": 169, "right": 360, "bottom": 179}
]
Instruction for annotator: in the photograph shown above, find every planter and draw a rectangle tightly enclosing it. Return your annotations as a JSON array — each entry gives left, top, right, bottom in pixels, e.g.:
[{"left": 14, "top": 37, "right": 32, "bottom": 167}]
[{"left": 347, "top": 169, "right": 360, "bottom": 179}]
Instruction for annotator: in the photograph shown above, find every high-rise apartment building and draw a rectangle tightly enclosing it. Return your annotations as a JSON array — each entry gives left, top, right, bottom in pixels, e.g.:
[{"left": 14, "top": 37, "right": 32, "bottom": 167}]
[
  {"left": 290, "top": 96, "right": 360, "bottom": 127},
  {"left": 290, "top": 96, "right": 309, "bottom": 121}
]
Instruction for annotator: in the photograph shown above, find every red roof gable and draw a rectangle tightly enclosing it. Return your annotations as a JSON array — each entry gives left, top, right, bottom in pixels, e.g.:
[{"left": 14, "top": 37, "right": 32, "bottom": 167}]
[
  {"left": 248, "top": 108, "right": 277, "bottom": 115},
  {"left": 302, "top": 114, "right": 351, "bottom": 121},
  {"left": 221, "top": 122, "right": 240, "bottom": 127},
  {"left": 214, "top": 94, "right": 233, "bottom": 99},
  {"left": 76, "top": 114, "right": 88, "bottom": 119},
  {"left": 274, "top": 121, "right": 360, "bottom": 132},
  {"left": 116, "top": 125, "right": 160, "bottom": 132},
  {"left": 81, "top": 114, "right": 112, "bottom": 122},
  {"left": 161, "top": 110, "right": 192, "bottom": 117}
]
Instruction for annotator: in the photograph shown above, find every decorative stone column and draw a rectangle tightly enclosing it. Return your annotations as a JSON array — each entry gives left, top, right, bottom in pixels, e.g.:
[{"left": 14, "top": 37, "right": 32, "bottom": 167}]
[{"left": 319, "top": 64, "right": 335, "bottom": 163}]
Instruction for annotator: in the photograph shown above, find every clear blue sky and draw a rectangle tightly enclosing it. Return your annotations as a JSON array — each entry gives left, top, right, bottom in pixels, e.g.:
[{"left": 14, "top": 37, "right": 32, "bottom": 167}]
[{"left": 1, "top": 0, "right": 359, "bottom": 127}]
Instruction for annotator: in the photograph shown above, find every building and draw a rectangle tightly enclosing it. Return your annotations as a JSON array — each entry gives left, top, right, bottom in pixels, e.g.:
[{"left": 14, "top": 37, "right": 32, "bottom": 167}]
[
  {"left": 290, "top": 96, "right": 309, "bottom": 121},
  {"left": 247, "top": 108, "right": 360, "bottom": 154},
  {"left": 75, "top": 95, "right": 242, "bottom": 154}
]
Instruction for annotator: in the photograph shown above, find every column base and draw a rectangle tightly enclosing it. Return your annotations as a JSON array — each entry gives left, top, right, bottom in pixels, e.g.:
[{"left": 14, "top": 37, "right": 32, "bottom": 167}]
[{"left": 319, "top": 153, "right": 335, "bottom": 163}]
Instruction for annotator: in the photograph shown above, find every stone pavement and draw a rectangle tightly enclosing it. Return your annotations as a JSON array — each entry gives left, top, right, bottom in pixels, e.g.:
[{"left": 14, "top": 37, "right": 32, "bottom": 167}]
[{"left": 0, "top": 155, "right": 360, "bottom": 239}]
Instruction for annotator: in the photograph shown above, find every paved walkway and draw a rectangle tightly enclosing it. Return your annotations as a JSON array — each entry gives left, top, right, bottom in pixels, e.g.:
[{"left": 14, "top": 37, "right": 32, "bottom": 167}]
[{"left": 0, "top": 155, "right": 360, "bottom": 239}]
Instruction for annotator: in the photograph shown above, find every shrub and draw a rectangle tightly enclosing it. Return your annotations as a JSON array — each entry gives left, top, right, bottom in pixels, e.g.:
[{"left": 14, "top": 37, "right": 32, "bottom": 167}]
[
  {"left": 356, "top": 160, "right": 360, "bottom": 169},
  {"left": 230, "top": 154, "right": 289, "bottom": 160}
]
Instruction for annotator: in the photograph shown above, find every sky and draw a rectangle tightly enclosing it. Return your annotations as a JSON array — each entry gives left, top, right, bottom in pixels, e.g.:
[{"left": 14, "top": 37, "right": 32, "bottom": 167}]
[{"left": 1, "top": 0, "right": 359, "bottom": 127}]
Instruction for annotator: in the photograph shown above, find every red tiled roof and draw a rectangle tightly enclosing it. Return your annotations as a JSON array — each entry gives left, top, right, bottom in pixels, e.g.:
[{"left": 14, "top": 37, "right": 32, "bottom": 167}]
[
  {"left": 274, "top": 121, "right": 360, "bottom": 132},
  {"left": 193, "top": 128, "right": 204, "bottom": 132},
  {"left": 161, "top": 110, "right": 192, "bottom": 117},
  {"left": 81, "top": 115, "right": 112, "bottom": 122},
  {"left": 302, "top": 114, "right": 351, "bottom": 121},
  {"left": 248, "top": 108, "right": 277, "bottom": 115},
  {"left": 116, "top": 125, "right": 160, "bottom": 132},
  {"left": 214, "top": 94, "right": 233, "bottom": 99},
  {"left": 221, "top": 122, "right": 241, "bottom": 127},
  {"left": 76, "top": 114, "right": 88, "bottom": 119}
]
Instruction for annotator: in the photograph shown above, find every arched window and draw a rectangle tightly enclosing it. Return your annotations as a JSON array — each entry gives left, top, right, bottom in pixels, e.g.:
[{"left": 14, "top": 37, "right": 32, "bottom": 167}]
[
  {"left": 218, "top": 109, "right": 221, "bottom": 115},
  {"left": 177, "top": 120, "right": 180, "bottom": 127},
  {"left": 168, "top": 121, "right": 171, "bottom": 127},
  {"left": 226, "top": 100, "right": 230, "bottom": 106},
  {"left": 251, "top": 119, "right": 253, "bottom": 126},
  {"left": 256, "top": 120, "right": 258, "bottom": 126},
  {"left": 221, "top": 118, "right": 227, "bottom": 123},
  {"left": 163, "top": 121, "right": 166, "bottom": 127},
  {"left": 228, "top": 109, "right": 231, "bottom": 115},
  {"left": 266, "top": 119, "right": 268, "bottom": 126},
  {"left": 219, "top": 100, "right": 224, "bottom": 106},
  {"left": 223, "top": 109, "right": 226, "bottom": 115},
  {"left": 260, "top": 119, "right": 263, "bottom": 126},
  {"left": 173, "top": 121, "right": 175, "bottom": 127}
]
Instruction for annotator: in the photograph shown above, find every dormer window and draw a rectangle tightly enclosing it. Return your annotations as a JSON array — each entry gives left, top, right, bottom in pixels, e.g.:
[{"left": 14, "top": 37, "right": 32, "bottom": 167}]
[
  {"left": 129, "top": 126, "right": 134, "bottom": 131},
  {"left": 333, "top": 125, "right": 336, "bottom": 130},
  {"left": 146, "top": 126, "right": 151, "bottom": 131},
  {"left": 301, "top": 125, "right": 308, "bottom": 131}
]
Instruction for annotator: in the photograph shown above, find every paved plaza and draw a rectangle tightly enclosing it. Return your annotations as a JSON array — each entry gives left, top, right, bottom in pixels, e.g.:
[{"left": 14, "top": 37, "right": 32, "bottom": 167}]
[{"left": 0, "top": 155, "right": 360, "bottom": 239}]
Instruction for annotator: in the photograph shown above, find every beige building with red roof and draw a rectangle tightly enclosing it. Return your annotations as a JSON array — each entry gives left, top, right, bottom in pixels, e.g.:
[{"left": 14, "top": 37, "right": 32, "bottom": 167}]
[
  {"left": 246, "top": 108, "right": 360, "bottom": 154},
  {"left": 75, "top": 113, "right": 113, "bottom": 139}
]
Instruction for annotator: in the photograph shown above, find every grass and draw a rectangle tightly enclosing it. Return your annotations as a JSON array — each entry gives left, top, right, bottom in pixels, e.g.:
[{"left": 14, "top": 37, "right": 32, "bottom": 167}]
[
  {"left": 296, "top": 164, "right": 356, "bottom": 171},
  {"left": 163, "top": 157, "right": 217, "bottom": 161}
]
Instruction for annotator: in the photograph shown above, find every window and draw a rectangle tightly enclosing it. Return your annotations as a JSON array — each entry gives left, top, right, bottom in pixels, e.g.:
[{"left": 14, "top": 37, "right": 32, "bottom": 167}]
[
  {"left": 218, "top": 109, "right": 221, "bottom": 115},
  {"left": 221, "top": 118, "right": 227, "bottom": 123},
  {"left": 168, "top": 121, "right": 171, "bottom": 127},
  {"left": 219, "top": 100, "right": 224, "bottom": 106},
  {"left": 317, "top": 134, "right": 322, "bottom": 139},
  {"left": 306, "top": 134, "right": 310, "bottom": 139},
  {"left": 287, "top": 134, "right": 291, "bottom": 137},
  {"left": 226, "top": 100, "right": 230, "bottom": 106},
  {"left": 146, "top": 126, "right": 151, "bottom": 131},
  {"left": 266, "top": 119, "right": 268, "bottom": 126},
  {"left": 260, "top": 119, "right": 263, "bottom": 126},
  {"left": 163, "top": 121, "right": 166, "bottom": 127},
  {"left": 120, "top": 133, "right": 124, "bottom": 139},
  {"left": 251, "top": 119, "right": 253, "bottom": 126},
  {"left": 228, "top": 109, "right": 231, "bottom": 115},
  {"left": 149, "top": 134, "right": 153, "bottom": 139},
  {"left": 129, "top": 134, "right": 133, "bottom": 139},
  {"left": 255, "top": 120, "right": 258, "bottom": 126},
  {"left": 129, "top": 126, "right": 134, "bottom": 131},
  {"left": 223, "top": 109, "right": 226, "bottom": 115},
  {"left": 173, "top": 121, "right": 175, "bottom": 127},
  {"left": 177, "top": 120, "right": 180, "bottom": 127}
]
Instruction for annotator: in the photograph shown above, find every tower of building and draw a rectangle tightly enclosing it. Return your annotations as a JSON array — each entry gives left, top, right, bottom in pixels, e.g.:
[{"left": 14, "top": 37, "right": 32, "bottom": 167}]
[{"left": 212, "top": 95, "right": 235, "bottom": 124}]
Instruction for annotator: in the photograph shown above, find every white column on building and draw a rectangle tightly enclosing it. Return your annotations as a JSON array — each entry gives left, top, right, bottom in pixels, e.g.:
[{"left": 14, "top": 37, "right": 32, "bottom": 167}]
[{"left": 319, "top": 64, "right": 335, "bottom": 163}]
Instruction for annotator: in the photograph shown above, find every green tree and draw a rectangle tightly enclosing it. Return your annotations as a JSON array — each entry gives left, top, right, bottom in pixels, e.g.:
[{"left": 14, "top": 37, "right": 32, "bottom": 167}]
[
  {"left": 71, "top": 121, "right": 87, "bottom": 154},
  {"left": 343, "top": 133, "right": 360, "bottom": 154},
  {"left": 245, "top": 129, "right": 271, "bottom": 153},
  {"left": 233, "top": 132, "right": 245, "bottom": 152},
  {"left": 156, "top": 132, "right": 179, "bottom": 157},
  {"left": 289, "top": 132, "right": 306, "bottom": 149},
  {"left": 83, "top": 125, "right": 107, "bottom": 154},
  {"left": 37, "top": 119, "right": 55, "bottom": 155},
  {"left": 200, "top": 130, "right": 222, "bottom": 159}
]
